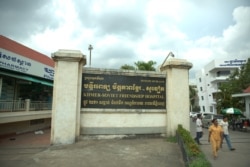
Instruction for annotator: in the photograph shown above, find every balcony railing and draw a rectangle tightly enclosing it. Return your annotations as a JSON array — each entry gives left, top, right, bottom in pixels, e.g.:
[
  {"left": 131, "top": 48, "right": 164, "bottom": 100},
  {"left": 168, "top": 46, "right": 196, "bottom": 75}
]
[{"left": 0, "top": 100, "right": 52, "bottom": 112}]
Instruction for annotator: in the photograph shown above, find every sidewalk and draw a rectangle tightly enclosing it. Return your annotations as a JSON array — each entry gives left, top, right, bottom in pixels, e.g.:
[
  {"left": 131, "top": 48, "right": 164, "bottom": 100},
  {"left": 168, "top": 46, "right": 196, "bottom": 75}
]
[
  {"left": 0, "top": 129, "right": 51, "bottom": 148},
  {"left": 1, "top": 125, "right": 250, "bottom": 167},
  {"left": 0, "top": 129, "right": 185, "bottom": 167},
  {"left": 190, "top": 120, "right": 250, "bottom": 167},
  {"left": 198, "top": 129, "right": 250, "bottom": 167}
]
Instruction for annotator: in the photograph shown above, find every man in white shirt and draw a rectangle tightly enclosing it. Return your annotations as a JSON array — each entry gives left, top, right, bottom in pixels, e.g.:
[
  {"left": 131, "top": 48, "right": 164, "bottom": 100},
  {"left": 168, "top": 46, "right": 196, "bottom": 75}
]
[
  {"left": 194, "top": 114, "right": 203, "bottom": 145},
  {"left": 220, "top": 116, "right": 235, "bottom": 151}
]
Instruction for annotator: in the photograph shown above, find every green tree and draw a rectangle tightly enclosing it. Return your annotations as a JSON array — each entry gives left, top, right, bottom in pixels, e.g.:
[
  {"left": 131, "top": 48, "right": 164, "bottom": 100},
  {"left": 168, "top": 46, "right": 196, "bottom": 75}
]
[
  {"left": 216, "top": 83, "right": 242, "bottom": 111},
  {"left": 189, "top": 85, "right": 196, "bottom": 111},
  {"left": 120, "top": 60, "right": 157, "bottom": 71},
  {"left": 216, "top": 58, "right": 250, "bottom": 113},
  {"left": 238, "top": 58, "right": 250, "bottom": 89},
  {"left": 134, "top": 60, "right": 156, "bottom": 71},
  {"left": 120, "top": 64, "right": 135, "bottom": 70}
]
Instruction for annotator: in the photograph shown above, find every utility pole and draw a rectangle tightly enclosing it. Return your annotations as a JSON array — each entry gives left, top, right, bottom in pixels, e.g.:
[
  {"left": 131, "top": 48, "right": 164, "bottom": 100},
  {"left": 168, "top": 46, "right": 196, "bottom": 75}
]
[{"left": 88, "top": 44, "right": 93, "bottom": 67}]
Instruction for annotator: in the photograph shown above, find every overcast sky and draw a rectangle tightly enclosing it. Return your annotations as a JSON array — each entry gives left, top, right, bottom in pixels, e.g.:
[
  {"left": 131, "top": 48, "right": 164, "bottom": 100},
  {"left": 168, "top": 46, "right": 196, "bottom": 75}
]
[{"left": 1, "top": 0, "right": 250, "bottom": 83}]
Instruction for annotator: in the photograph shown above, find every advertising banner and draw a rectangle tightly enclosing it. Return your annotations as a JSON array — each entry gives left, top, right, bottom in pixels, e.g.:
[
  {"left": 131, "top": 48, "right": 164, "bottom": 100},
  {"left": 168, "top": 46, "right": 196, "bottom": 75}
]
[{"left": 0, "top": 49, "right": 54, "bottom": 80}]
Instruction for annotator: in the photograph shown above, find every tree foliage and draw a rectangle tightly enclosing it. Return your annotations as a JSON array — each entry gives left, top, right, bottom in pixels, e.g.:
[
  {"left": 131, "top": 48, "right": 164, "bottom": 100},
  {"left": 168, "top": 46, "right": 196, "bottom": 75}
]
[
  {"left": 189, "top": 85, "right": 197, "bottom": 111},
  {"left": 120, "top": 64, "right": 135, "bottom": 70},
  {"left": 120, "top": 60, "right": 157, "bottom": 71},
  {"left": 216, "top": 58, "right": 250, "bottom": 112},
  {"left": 134, "top": 60, "right": 156, "bottom": 71},
  {"left": 238, "top": 58, "right": 250, "bottom": 88}
]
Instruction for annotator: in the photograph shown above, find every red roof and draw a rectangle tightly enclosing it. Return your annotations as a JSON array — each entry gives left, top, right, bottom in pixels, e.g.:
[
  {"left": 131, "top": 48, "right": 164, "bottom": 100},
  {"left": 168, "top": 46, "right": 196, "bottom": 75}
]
[
  {"left": 243, "top": 86, "right": 250, "bottom": 93},
  {"left": 0, "top": 35, "right": 54, "bottom": 67}
]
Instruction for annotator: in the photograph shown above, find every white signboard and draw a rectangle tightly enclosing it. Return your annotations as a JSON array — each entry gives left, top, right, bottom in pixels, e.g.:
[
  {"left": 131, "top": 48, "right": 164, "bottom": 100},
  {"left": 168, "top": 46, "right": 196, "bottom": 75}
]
[
  {"left": 219, "top": 59, "right": 247, "bottom": 67},
  {"left": 0, "top": 48, "right": 54, "bottom": 80}
]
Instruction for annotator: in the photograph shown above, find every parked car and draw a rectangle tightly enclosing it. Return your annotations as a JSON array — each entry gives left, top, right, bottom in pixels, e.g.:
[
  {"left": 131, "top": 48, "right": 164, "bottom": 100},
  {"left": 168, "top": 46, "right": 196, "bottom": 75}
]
[
  {"left": 190, "top": 112, "right": 197, "bottom": 118},
  {"left": 200, "top": 112, "right": 215, "bottom": 119},
  {"left": 202, "top": 114, "right": 223, "bottom": 128}
]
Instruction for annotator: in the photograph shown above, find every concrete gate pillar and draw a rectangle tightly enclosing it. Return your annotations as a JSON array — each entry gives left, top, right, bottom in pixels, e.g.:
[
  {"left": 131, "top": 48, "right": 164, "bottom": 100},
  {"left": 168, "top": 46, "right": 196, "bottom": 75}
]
[
  {"left": 51, "top": 49, "right": 86, "bottom": 145},
  {"left": 160, "top": 58, "right": 192, "bottom": 136}
]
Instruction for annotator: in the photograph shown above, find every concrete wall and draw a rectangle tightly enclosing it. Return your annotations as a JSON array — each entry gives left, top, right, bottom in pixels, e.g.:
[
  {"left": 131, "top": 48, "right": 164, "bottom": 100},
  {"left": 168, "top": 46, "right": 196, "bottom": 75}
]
[
  {"left": 0, "top": 51, "right": 192, "bottom": 142},
  {"left": 0, "top": 111, "right": 51, "bottom": 124},
  {"left": 81, "top": 109, "right": 166, "bottom": 135},
  {"left": 51, "top": 50, "right": 192, "bottom": 144},
  {"left": 0, "top": 118, "right": 51, "bottom": 136},
  {"left": 80, "top": 68, "right": 167, "bottom": 136}
]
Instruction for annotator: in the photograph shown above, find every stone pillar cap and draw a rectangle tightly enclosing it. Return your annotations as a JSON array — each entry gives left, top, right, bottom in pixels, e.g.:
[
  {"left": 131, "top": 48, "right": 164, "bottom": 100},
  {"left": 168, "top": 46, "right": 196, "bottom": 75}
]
[
  {"left": 160, "top": 58, "right": 193, "bottom": 71},
  {"left": 52, "top": 49, "right": 86, "bottom": 62}
]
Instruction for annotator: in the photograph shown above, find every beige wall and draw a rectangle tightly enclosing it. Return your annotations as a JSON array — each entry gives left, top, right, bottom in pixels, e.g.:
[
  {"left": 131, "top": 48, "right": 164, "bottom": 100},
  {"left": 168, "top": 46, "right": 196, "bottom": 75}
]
[
  {"left": 81, "top": 110, "right": 166, "bottom": 135},
  {"left": 0, "top": 52, "right": 193, "bottom": 142},
  {"left": 0, "top": 118, "right": 51, "bottom": 136}
]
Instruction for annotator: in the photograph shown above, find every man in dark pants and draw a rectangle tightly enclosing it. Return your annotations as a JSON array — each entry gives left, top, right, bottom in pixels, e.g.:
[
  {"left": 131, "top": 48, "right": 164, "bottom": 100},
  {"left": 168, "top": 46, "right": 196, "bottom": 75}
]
[{"left": 194, "top": 114, "right": 203, "bottom": 145}]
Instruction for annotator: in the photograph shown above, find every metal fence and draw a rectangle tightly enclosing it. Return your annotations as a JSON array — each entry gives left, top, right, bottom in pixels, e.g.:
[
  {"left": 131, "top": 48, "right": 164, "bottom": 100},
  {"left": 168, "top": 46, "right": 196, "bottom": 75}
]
[
  {"left": 176, "top": 131, "right": 190, "bottom": 167},
  {"left": 0, "top": 100, "right": 52, "bottom": 112}
]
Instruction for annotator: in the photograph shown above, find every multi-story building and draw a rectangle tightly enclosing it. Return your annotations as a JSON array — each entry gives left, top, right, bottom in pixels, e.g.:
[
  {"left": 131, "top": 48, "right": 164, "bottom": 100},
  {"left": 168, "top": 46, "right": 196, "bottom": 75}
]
[{"left": 196, "top": 58, "right": 247, "bottom": 114}]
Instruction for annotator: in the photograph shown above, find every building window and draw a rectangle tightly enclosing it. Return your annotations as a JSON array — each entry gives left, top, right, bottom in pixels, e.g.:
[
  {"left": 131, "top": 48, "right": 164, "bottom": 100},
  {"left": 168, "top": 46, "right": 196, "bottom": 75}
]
[
  {"left": 201, "top": 96, "right": 204, "bottom": 100},
  {"left": 199, "top": 78, "right": 201, "bottom": 82},
  {"left": 217, "top": 71, "right": 230, "bottom": 77},
  {"left": 202, "top": 106, "right": 205, "bottom": 112},
  {"left": 210, "top": 106, "right": 213, "bottom": 113},
  {"left": 200, "top": 87, "right": 203, "bottom": 91}
]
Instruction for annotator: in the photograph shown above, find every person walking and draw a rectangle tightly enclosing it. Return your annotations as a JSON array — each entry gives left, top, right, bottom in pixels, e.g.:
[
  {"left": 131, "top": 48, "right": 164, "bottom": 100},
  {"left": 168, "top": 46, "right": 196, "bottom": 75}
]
[
  {"left": 220, "top": 115, "right": 235, "bottom": 151},
  {"left": 194, "top": 114, "right": 203, "bottom": 145},
  {"left": 208, "top": 118, "right": 223, "bottom": 159}
]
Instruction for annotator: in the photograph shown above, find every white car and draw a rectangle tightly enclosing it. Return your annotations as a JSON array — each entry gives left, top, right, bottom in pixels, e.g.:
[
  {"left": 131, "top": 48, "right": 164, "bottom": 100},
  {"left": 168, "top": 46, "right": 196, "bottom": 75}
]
[
  {"left": 190, "top": 112, "right": 198, "bottom": 118},
  {"left": 202, "top": 114, "right": 223, "bottom": 128}
]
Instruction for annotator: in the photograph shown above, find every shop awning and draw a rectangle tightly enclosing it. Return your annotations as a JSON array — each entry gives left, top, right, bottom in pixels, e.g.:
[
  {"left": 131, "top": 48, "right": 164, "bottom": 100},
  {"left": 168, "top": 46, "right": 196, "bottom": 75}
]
[{"left": 0, "top": 71, "right": 53, "bottom": 87}]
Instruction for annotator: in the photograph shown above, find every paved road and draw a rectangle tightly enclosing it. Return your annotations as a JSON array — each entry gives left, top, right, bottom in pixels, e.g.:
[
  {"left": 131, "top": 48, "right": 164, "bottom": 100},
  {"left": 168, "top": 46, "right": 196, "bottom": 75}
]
[
  {"left": 1, "top": 121, "right": 249, "bottom": 167},
  {"left": 190, "top": 119, "right": 250, "bottom": 167},
  {"left": 0, "top": 130, "right": 184, "bottom": 167}
]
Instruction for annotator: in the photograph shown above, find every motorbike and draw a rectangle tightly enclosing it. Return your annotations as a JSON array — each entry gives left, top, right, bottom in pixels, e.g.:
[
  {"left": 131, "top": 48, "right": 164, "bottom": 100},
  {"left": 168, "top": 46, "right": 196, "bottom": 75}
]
[{"left": 229, "top": 118, "right": 250, "bottom": 132}]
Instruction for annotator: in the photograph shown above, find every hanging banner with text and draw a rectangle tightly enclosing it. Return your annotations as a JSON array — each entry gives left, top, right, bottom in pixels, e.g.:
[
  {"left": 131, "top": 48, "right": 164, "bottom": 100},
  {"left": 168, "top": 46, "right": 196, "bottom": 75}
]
[{"left": 82, "top": 73, "right": 166, "bottom": 109}]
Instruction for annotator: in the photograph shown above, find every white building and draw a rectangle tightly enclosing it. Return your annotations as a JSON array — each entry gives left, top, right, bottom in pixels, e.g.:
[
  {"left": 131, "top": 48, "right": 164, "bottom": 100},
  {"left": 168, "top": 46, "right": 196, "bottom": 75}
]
[{"left": 196, "top": 58, "right": 247, "bottom": 114}]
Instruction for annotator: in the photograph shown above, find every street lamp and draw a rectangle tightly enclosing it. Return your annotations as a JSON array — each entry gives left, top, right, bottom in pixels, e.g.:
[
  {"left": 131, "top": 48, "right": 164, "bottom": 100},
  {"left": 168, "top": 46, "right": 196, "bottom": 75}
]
[{"left": 88, "top": 44, "right": 93, "bottom": 67}]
